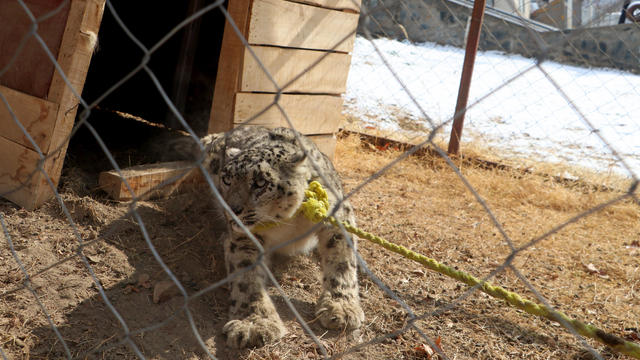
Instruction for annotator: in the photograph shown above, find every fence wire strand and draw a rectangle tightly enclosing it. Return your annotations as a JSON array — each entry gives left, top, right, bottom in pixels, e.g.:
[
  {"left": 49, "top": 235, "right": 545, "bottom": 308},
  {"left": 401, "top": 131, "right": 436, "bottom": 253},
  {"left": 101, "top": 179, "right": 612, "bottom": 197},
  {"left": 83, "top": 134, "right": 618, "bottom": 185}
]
[{"left": 1, "top": 0, "right": 639, "bottom": 358}]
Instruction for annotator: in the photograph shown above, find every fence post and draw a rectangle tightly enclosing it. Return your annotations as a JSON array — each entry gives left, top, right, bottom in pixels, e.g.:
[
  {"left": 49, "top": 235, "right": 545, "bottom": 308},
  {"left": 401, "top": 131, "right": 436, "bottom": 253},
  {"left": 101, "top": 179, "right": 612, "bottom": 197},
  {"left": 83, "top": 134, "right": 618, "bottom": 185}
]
[{"left": 447, "top": 0, "right": 486, "bottom": 155}]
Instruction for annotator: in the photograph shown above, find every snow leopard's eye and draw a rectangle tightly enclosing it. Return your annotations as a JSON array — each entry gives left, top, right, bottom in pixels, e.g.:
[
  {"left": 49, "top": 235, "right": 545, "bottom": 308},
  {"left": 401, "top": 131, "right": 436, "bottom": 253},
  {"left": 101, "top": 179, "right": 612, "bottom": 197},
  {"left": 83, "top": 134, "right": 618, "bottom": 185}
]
[
  {"left": 254, "top": 177, "right": 266, "bottom": 188},
  {"left": 222, "top": 174, "right": 232, "bottom": 186}
]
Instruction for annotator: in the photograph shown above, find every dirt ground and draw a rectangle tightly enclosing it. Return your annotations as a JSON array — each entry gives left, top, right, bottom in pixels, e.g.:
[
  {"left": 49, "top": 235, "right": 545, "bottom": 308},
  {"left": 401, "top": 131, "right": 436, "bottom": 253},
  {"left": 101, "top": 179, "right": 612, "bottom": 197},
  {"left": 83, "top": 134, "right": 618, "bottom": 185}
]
[{"left": 1, "top": 131, "right": 639, "bottom": 360}]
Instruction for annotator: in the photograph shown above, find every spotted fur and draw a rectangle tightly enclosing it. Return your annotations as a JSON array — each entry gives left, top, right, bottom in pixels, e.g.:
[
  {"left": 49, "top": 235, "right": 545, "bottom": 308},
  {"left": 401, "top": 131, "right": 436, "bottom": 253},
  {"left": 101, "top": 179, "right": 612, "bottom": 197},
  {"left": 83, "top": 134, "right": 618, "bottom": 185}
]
[{"left": 197, "top": 126, "right": 363, "bottom": 348}]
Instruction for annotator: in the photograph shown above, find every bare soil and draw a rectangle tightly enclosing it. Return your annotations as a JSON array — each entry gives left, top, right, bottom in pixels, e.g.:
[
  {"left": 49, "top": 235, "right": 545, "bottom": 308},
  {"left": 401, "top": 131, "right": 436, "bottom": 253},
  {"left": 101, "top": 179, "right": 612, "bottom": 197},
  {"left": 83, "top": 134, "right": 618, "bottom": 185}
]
[{"left": 1, "top": 134, "right": 639, "bottom": 360}]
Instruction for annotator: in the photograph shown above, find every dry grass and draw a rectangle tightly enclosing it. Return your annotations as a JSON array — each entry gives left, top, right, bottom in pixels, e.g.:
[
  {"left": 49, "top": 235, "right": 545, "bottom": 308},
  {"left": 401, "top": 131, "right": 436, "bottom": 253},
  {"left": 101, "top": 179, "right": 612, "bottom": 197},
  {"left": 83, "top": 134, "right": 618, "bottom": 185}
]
[
  {"left": 1, "top": 135, "right": 638, "bottom": 359},
  {"left": 330, "top": 134, "right": 640, "bottom": 359}
]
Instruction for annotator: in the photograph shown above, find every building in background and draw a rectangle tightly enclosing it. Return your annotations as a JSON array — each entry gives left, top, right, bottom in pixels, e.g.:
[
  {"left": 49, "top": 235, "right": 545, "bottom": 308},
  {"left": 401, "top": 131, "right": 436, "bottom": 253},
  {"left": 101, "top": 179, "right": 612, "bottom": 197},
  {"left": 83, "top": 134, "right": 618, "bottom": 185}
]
[
  {"left": 530, "top": 0, "right": 631, "bottom": 28},
  {"left": 490, "top": 0, "right": 532, "bottom": 18}
]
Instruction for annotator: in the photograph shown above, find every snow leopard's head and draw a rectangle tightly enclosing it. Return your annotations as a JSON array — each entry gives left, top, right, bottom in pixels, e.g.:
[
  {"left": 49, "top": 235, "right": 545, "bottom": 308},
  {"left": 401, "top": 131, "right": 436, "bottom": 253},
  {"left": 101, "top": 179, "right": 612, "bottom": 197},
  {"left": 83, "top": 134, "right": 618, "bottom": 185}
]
[{"left": 219, "top": 143, "right": 308, "bottom": 233}]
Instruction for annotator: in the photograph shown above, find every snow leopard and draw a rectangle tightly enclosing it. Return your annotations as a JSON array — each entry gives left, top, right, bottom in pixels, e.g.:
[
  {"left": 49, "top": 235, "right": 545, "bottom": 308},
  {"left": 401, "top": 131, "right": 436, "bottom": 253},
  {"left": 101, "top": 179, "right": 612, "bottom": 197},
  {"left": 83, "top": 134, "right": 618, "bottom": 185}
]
[{"left": 189, "top": 126, "right": 364, "bottom": 348}]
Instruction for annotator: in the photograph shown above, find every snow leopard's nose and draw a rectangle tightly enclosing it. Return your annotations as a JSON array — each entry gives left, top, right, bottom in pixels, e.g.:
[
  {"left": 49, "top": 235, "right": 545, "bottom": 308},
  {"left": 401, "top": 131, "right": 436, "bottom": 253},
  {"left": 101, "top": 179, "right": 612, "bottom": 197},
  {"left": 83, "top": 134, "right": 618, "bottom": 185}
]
[{"left": 231, "top": 205, "right": 244, "bottom": 215}]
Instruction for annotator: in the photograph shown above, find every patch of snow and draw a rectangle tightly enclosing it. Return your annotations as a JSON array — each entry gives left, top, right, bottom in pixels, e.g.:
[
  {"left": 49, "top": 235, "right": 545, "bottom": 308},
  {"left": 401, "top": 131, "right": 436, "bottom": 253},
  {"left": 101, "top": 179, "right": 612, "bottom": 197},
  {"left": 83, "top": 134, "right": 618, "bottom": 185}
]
[{"left": 344, "top": 37, "right": 640, "bottom": 178}]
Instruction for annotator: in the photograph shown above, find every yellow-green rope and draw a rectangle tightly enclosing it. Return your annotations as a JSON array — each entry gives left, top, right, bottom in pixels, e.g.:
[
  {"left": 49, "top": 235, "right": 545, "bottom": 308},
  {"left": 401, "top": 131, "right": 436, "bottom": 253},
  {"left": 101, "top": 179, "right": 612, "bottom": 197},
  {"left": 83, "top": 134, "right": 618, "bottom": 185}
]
[
  {"left": 279, "top": 181, "right": 640, "bottom": 358},
  {"left": 252, "top": 181, "right": 330, "bottom": 232}
]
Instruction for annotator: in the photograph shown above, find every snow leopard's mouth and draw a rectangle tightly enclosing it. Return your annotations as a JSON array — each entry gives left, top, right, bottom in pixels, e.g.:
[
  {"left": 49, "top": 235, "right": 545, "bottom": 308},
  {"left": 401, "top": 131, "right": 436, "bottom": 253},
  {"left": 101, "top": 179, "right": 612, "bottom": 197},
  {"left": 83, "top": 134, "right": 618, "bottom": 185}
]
[
  {"left": 229, "top": 221, "right": 249, "bottom": 233},
  {"left": 228, "top": 215, "right": 257, "bottom": 233}
]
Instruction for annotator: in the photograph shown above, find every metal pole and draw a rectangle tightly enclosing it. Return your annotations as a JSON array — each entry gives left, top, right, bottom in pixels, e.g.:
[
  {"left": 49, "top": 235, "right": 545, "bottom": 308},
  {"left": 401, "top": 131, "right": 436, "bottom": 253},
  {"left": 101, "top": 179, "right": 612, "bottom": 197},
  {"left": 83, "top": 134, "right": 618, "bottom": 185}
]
[{"left": 447, "top": 0, "right": 486, "bottom": 155}]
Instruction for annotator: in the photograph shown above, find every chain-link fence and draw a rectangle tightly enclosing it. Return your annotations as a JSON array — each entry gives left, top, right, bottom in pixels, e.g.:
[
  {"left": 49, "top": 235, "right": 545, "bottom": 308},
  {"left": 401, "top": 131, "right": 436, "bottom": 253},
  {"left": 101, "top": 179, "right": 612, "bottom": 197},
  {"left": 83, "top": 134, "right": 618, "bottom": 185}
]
[
  {"left": 351, "top": 0, "right": 640, "bottom": 178},
  {"left": 1, "top": 0, "right": 639, "bottom": 359}
]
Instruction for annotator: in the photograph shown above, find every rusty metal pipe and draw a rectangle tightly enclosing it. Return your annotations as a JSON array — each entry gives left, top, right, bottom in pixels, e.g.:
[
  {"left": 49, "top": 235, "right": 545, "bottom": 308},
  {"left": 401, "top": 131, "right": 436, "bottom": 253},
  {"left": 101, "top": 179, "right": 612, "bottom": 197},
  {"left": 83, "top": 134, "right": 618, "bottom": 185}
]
[{"left": 448, "top": 0, "right": 487, "bottom": 155}]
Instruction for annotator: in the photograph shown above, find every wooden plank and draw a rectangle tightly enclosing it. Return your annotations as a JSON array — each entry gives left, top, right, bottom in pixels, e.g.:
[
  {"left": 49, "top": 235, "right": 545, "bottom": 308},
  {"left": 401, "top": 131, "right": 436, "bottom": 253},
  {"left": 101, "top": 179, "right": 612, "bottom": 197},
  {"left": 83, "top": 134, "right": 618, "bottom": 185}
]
[
  {"left": 289, "top": 0, "right": 361, "bottom": 12},
  {"left": 0, "top": 85, "right": 59, "bottom": 152},
  {"left": 98, "top": 138, "right": 336, "bottom": 202},
  {"left": 209, "top": 0, "right": 254, "bottom": 134},
  {"left": 47, "top": 0, "right": 102, "bottom": 104},
  {"left": 248, "top": 0, "right": 358, "bottom": 52},
  {"left": 99, "top": 161, "right": 203, "bottom": 201},
  {"left": 0, "top": 136, "right": 55, "bottom": 210},
  {"left": 234, "top": 93, "right": 343, "bottom": 134},
  {"left": 241, "top": 46, "right": 351, "bottom": 93},
  {"left": 309, "top": 134, "right": 336, "bottom": 159},
  {"left": 31, "top": 0, "right": 105, "bottom": 208},
  {"left": 0, "top": 0, "right": 70, "bottom": 98}
]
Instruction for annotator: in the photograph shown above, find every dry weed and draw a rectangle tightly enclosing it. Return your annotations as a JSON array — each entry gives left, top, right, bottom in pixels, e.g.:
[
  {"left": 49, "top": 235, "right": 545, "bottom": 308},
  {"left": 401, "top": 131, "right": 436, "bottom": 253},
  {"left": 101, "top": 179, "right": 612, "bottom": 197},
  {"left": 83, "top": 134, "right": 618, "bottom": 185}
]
[{"left": 0, "top": 135, "right": 638, "bottom": 359}]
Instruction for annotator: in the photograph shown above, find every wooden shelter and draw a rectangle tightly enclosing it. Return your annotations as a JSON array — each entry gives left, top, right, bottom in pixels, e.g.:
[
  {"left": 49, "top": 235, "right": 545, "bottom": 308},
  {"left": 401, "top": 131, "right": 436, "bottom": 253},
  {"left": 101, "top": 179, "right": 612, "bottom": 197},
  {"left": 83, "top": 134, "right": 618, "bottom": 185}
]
[
  {"left": 0, "top": 0, "right": 360, "bottom": 209},
  {"left": 0, "top": 0, "right": 105, "bottom": 210},
  {"left": 210, "top": 0, "right": 361, "bottom": 157}
]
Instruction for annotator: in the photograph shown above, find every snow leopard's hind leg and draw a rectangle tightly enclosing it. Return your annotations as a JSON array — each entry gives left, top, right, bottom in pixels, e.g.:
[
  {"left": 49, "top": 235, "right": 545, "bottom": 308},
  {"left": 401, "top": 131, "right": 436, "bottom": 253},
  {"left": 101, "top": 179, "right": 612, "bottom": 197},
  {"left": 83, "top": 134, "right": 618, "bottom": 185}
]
[{"left": 222, "top": 232, "right": 286, "bottom": 348}]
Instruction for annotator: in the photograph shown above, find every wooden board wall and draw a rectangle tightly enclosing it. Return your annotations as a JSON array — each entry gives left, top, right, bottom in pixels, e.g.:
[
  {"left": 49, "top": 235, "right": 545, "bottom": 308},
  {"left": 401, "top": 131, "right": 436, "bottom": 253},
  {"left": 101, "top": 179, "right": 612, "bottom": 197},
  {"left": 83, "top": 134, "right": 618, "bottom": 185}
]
[
  {"left": 0, "top": 1, "right": 71, "bottom": 99},
  {"left": 0, "top": 85, "right": 59, "bottom": 152},
  {"left": 248, "top": 0, "right": 358, "bottom": 52},
  {"left": 241, "top": 46, "right": 351, "bottom": 93},
  {"left": 0, "top": 135, "right": 56, "bottom": 210},
  {"left": 40, "top": 0, "right": 105, "bottom": 207},
  {"left": 234, "top": 93, "right": 342, "bottom": 133},
  {"left": 294, "top": 0, "right": 361, "bottom": 11},
  {"left": 0, "top": 0, "right": 105, "bottom": 210},
  {"left": 209, "top": 0, "right": 360, "bottom": 158},
  {"left": 209, "top": 0, "right": 253, "bottom": 133}
]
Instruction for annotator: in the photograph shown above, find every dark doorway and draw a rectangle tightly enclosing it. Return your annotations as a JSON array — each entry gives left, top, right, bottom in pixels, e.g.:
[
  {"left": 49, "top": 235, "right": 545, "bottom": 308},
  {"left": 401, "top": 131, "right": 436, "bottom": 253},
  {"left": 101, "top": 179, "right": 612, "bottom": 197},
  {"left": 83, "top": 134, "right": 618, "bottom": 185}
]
[{"left": 82, "top": 0, "right": 227, "bottom": 135}]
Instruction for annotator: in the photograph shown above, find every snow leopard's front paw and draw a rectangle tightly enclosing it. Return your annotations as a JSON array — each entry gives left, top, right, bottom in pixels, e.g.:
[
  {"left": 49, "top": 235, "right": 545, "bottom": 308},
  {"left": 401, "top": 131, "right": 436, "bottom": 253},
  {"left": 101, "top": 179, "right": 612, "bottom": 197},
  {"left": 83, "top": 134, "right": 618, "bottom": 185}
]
[
  {"left": 315, "top": 295, "right": 364, "bottom": 330},
  {"left": 223, "top": 316, "right": 286, "bottom": 348}
]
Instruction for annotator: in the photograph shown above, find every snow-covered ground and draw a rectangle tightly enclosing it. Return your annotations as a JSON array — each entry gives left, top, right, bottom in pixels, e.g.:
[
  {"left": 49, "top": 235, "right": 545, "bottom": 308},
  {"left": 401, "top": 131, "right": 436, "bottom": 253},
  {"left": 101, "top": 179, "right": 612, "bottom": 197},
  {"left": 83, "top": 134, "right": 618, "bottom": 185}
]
[{"left": 344, "top": 37, "right": 640, "bottom": 178}]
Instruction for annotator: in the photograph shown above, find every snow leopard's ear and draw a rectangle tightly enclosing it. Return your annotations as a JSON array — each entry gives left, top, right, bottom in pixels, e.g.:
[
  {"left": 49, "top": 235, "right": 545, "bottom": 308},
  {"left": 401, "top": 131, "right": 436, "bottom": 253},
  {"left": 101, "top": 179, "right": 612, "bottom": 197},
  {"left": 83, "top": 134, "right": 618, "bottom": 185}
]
[
  {"left": 284, "top": 149, "right": 306, "bottom": 167},
  {"left": 268, "top": 128, "right": 297, "bottom": 144},
  {"left": 225, "top": 147, "right": 242, "bottom": 159},
  {"left": 165, "top": 133, "right": 225, "bottom": 162}
]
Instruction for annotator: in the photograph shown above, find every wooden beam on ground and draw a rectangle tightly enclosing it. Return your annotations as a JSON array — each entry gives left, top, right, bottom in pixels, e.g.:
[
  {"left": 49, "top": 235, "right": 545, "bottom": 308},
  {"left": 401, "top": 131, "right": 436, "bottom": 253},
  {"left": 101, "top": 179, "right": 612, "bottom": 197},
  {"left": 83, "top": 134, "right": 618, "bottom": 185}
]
[
  {"left": 99, "top": 161, "right": 203, "bottom": 201},
  {"left": 4, "top": 134, "right": 333, "bottom": 207},
  {"left": 98, "top": 134, "right": 336, "bottom": 202},
  {"left": 248, "top": 0, "right": 358, "bottom": 52},
  {"left": 234, "top": 93, "right": 343, "bottom": 133}
]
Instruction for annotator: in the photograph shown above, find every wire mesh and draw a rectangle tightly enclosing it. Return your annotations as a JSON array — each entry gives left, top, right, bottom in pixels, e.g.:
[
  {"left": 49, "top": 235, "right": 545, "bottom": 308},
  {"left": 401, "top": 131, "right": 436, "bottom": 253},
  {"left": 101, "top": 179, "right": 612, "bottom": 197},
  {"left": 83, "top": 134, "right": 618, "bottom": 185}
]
[{"left": 1, "top": 0, "right": 639, "bottom": 359}]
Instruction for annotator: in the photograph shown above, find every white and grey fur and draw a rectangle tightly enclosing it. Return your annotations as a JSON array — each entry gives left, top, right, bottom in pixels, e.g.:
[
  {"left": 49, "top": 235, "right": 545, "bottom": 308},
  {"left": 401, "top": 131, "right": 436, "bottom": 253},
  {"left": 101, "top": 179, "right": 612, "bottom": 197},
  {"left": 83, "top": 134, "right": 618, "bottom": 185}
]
[{"left": 187, "top": 126, "right": 363, "bottom": 348}]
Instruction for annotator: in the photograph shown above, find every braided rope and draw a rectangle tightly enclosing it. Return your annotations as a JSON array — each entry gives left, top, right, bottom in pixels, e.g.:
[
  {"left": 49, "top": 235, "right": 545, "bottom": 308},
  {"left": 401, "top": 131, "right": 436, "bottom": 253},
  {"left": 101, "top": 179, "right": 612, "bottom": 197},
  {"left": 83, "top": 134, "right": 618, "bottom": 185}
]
[{"left": 296, "top": 181, "right": 640, "bottom": 358}]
